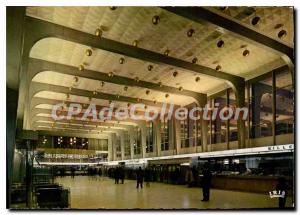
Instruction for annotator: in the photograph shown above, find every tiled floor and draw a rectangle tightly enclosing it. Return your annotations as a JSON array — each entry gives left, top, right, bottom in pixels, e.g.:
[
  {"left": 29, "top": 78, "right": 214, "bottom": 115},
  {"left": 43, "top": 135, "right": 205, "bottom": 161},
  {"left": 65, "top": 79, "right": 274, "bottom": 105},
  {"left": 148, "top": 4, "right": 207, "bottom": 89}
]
[{"left": 55, "top": 176, "right": 293, "bottom": 209}]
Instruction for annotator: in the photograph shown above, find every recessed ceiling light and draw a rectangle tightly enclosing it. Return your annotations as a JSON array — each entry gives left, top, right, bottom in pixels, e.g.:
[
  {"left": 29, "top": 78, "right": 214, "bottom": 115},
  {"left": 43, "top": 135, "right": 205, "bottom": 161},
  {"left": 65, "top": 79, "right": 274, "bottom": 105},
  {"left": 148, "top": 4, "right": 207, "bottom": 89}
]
[
  {"left": 116, "top": 94, "right": 120, "bottom": 99},
  {"left": 78, "top": 65, "right": 84, "bottom": 71},
  {"left": 85, "top": 49, "right": 92, "bottom": 57},
  {"left": 93, "top": 91, "right": 98, "bottom": 95},
  {"left": 216, "top": 65, "right": 222, "bottom": 71},
  {"left": 132, "top": 40, "right": 138, "bottom": 47},
  {"left": 119, "top": 57, "right": 125, "bottom": 64},
  {"left": 278, "top": 30, "right": 287, "bottom": 39},
  {"left": 164, "top": 49, "right": 170, "bottom": 56},
  {"left": 152, "top": 15, "right": 160, "bottom": 25},
  {"left": 217, "top": 40, "right": 225, "bottom": 48},
  {"left": 95, "top": 28, "right": 102, "bottom": 37},
  {"left": 243, "top": 50, "right": 250, "bottom": 57},
  {"left": 192, "top": 57, "right": 198, "bottom": 64},
  {"left": 69, "top": 87, "right": 72, "bottom": 91},
  {"left": 135, "top": 77, "right": 139, "bottom": 82},
  {"left": 187, "top": 29, "right": 195, "bottom": 37},
  {"left": 108, "top": 72, "right": 114, "bottom": 77},
  {"left": 148, "top": 65, "right": 153, "bottom": 71},
  {"left": 251, "top": 16, "right": 260, "bottom": 26}
]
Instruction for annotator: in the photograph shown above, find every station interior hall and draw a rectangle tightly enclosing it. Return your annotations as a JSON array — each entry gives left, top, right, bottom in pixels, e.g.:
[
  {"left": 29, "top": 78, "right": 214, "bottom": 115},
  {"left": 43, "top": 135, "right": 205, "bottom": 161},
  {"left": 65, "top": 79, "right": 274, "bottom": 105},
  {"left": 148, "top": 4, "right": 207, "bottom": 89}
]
[{"left": 6, "top": 6, "right": 294, "bottom": 209}]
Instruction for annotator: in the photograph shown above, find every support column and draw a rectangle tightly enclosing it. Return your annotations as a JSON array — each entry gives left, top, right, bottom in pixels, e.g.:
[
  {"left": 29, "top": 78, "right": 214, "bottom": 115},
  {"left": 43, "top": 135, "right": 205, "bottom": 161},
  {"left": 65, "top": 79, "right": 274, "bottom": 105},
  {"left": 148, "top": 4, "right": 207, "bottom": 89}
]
[
  {"left": 155, "top": 118, "right": 162, "bottom": 157},
  {"left": 174, "top": 118, "right": 181, "bottom": 155},
  {"left": 129, "top": 128, "right": 135, "bottom": 159},
  {"left": 234, "top": 82, "right": 246, "bottom": 149},
  {"left": 107, "top": 134, "right": 113, "bottom": 161},
  {"left": 120, "top": 131, "right": 125, "bottom": 160},
  {"left": 6, "top": 88, "right": 19, "bottom": 208},
  {"left": 139, "top": 122, "right": 147, "bottom": 158},
  {"left": 197, "top": 95, "right": 208, "bottom": 152}
]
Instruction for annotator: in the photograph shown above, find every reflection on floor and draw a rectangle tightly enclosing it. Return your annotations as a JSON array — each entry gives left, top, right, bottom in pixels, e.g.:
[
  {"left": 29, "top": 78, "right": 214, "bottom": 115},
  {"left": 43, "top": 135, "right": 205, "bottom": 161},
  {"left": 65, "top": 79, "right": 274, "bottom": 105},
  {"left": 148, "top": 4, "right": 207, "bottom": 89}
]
[{"left": 54, "top": 176, "right": 293, "bottom": 209}]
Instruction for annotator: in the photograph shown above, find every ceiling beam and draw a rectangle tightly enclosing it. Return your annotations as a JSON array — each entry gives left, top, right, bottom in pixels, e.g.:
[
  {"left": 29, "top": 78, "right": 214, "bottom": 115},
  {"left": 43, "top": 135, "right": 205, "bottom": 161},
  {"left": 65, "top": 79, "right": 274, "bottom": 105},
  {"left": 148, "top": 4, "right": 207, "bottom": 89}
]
[
  {"left": 38, "top": 129, "right": 109, "bottom": 139},
  {"left": 29, "top": 58, "right": 205, "bottom": 100},
  {"left": 33, "top": 121, "right": 123, "bottom": 133},
  {"left": 162, "top": 7, "right": 294, "bottom": 62},
  {"left": 32, "top": 116, "right": 133, "bottom": 129},
  {"left": 31, "top": 108, "right": 140, "bottom": 125},
  {"left": 25, "top": 16, "right": 243, "bottom": 85},
  {"left": 29, "top": 82, "right": 178, "bottom": 108}
]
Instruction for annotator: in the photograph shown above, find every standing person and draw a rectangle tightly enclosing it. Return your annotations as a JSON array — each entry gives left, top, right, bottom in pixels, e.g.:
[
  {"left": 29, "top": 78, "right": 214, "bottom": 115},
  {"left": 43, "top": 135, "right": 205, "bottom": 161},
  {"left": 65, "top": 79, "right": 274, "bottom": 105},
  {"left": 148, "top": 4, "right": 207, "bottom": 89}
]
[
  {"left": 201, "top": 163, "right": 212, "bottom": 201},
  {"left": 276, "top": 177, "right": 288, "bottom": 208},
  {"left": 136, "top": 167, "right": 144, "bottom": 189},
  {"left": 71, "top": 167, "right": 75, "bottom": 179},
  {"left": 144, "top": 167, "right": 150, "bottom": 187},
  {"left": 120, "top": 166, "right": 125, "bottom": 184},
  {"left": 114, "top": 167, "right": 120, "bottom": 184}
]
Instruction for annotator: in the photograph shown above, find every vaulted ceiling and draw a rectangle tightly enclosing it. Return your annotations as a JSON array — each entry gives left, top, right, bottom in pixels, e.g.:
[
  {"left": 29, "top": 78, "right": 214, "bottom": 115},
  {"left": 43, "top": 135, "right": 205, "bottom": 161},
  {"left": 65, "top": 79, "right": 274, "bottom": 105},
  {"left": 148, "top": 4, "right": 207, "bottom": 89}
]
[{"left": 20, "top": 6, "right": 294, "bottom": 135}]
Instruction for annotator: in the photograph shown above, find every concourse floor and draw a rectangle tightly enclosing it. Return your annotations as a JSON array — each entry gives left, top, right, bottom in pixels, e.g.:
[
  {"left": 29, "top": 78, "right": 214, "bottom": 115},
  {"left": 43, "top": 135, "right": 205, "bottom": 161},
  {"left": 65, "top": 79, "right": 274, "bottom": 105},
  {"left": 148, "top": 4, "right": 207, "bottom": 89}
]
[{"left": 55, "top": 176, "right": 293, "bottom": 209}]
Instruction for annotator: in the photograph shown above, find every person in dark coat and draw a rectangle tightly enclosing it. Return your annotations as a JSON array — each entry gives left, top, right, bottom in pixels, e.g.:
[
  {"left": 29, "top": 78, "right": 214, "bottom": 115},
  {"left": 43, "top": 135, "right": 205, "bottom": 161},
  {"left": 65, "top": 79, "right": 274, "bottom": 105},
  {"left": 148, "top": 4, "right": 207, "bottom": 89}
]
[
  {"left": 136, "top": 167, "right": 144, "bottom": 189},
  {"left": 201, "top": 163, "right": 212, "bottom": 201},
  {"left": 119, "top": 167, "right": 125, "bottom": 184},
  {"left": 114, "top": 167, "right": 120, "bottom": 184},
  {"left": 71, "top": 167, "right": 75, "bottom": 178},
  {"left": 276, "top": 177, "right": 288, "bottom": 208}
]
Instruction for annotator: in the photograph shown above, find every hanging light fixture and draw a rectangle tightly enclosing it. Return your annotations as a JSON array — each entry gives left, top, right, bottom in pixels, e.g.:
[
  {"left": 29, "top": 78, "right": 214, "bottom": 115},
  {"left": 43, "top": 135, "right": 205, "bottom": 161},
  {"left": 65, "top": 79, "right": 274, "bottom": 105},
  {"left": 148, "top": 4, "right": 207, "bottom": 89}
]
[
  {"left": 243, "top": 49, "right": 250, "bottom": 57},
  {"left": 93, "top": 91, "right": 98, "bottom": 95},
  {"left": 173, "top": 71, "right": 178, "bottom": 77},
  {"left": 178, "top": 86, "right": 183, "bottom": 91},
  {"left": 165, "top": 94, "right": 169, "bottom": 98},
  {"left": 109, "top": 6, "right": 117, "bottom": 10},
  {"left": 100, "top": 81, "right": 105, "bottom": 87},
  {"left": 95, "top": 28, "right": 102, "bottom": 37},
  {"left": 195, "top": 77, "right": 201, "bottom": 82},
  {"left": 278, "top": 30, "right": 287, "bottom": 39},
  {"left": 148, "top": 65, "right": 153, "bottom": 71},
  {"left": 217, "top": 40, "right": 225, "bottom": 48},
  {"left": 216, "top": 65, "right": 222, "bottom": 71},
  {"left": 164, "top": 49, "right": 170, "bottom": 56},
  {"left": 132, "top": 40, "right": 138, "bottom": 47},
  {"left": 146, "top": 90, "right": 150, "bottom": 95},
  {"left": 158, "top": 82, "right": 162, "bottom": 87},
  {"left": 108, "top": 72, "right": 114, "bottom": 77},
  {"left": 124, "top": 86, "right": 128, "bottom": 91},
  {"left": 78, "top": 65, "right": 84, "bottom": 71},
  {"left": 251, "top": 16, "right": 260, "bottom": 26},
  {"left": 153, "top": 100, "right": 157, "bottom": 104},
  {"left": 85, "top": 49, "right": 92, "bottom": 57},
  {"left": 152, "top": 15, "right": 160, "bottom": 25},
  {"left": 192, "top": 57, "right": 198, "bottom": 64},
  {"left": 119, "top": 57, "right": 125, "bottom": 64},
  {"left": 187, "top": 29, "right": 195, "bottom": 37},
  {"left": 135, "top": 77, "right": 140, "bottom": 82}
]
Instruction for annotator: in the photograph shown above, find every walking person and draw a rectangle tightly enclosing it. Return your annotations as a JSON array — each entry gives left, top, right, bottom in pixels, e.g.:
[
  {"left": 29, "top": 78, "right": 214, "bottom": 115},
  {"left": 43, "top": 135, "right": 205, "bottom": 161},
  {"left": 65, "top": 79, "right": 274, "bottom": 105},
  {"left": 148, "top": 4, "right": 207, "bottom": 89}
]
[
  {"left": 201, "top": 163, "right": 212, "bottom": 202},
  {"left": 136, "top": 167, "right": 144, "bottom": 189}
]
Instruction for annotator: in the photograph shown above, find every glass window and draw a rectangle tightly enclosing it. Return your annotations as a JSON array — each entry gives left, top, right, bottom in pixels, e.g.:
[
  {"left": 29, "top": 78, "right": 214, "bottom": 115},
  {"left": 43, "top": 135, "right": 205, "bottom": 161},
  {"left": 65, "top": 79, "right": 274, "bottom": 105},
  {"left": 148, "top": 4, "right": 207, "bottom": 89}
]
[
  {"left": 211, "top": 91, "right": 227, "bottom": 144},
  {"left": 275, "top": 70, "right": 294, "bottom": 135},
  {"left": 251, "top": 75, "right": 273, "bottom": 138},
  {"left": 146, "top": 121, "right": 154, "bottom": 153},
  {"left": 124, "top": 131, "right": 131, "bottom": 156},
  {"left": 134, "top": 127, "right": 141, "bottom": 155},
  {"left": 161, "top": 118, "right": 169, "bottom": 151},
  {"left": 229, "top": 89, "right": 238, "bottom": 142},
  {"left": 180, "top": 119, "right": 188, "bottom": 148}
]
